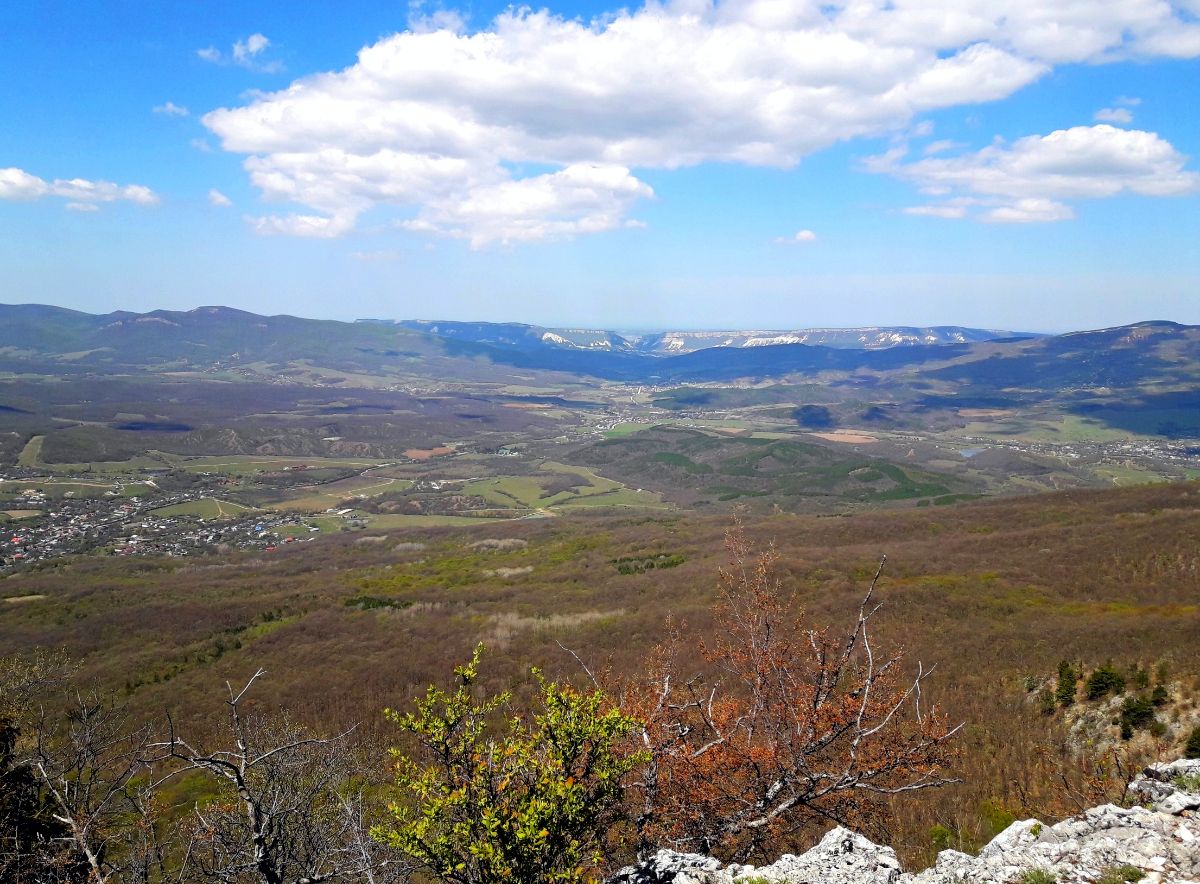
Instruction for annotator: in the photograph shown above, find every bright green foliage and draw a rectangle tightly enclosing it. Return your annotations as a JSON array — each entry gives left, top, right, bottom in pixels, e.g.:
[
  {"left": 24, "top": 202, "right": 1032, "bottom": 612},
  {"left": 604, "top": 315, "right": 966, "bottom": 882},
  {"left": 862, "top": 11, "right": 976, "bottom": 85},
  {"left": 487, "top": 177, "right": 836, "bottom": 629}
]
[
  {"left": 1086, "top": 663, "right": 1126, "bottom": 700},
  {"left": 978, "top": 798, "right": 1015, "bottom": 840},
  {"left": 376, "top": 644, "right": 647, "bottom": 884},
  {"left": 1055, "top": 661, "right": 1077, "bottom": 706},
  {"left": 929, "top": 823, "right": 956, "bottom": 851}
]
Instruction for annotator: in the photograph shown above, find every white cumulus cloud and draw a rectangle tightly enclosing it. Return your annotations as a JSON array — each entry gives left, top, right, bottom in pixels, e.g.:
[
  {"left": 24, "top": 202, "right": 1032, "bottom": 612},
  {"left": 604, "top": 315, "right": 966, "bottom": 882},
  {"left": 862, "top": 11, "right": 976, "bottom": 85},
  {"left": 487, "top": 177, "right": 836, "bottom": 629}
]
[
  {"left": 0, "top": 167, "right": 50, "bottom": 200},
  {"left": 401, "top": 164, "right": 654, "bottom": 248},
  {"left": 208, "top": 189, "right": 233, "bottom": 207},
  {"left": 1094, "top": 107, "right": 1133, "bottom": 124},
  {"left": 153, "top": 101, "right": 189, "bottom": 117},
  {"left": 233, "top": 33, "right": 270, "bottom": 63},
  {"left": 983, "top": 197, "right": 1075, "bottom": 223},
  {"left": 775, "top": 229, "right": 818, "bottom": 243},
  {"left": 0, "top": 168, "right": 160, "bottom": 209},
  {"left": 197, "top": 33, "right": 281, "bottom": 72},
  {"left": 902, "top": 203, "right": 968, "bottom": 218},
  {"left": 875, "top": 124, "right": 1200, "bottom": 222},
  {"left": 200, "top": 1, "right": 1200, "bottom": 245}
]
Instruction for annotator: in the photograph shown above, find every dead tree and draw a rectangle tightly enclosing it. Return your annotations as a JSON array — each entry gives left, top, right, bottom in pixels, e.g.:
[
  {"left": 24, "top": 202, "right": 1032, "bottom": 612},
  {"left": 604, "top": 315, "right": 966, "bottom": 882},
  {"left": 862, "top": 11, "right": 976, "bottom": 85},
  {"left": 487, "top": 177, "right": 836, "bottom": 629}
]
[
  {"left": 621, "top": 526, "right": 962, "bottom": 861},
  {"left": 156, "top": 670, "right": 408, "bottom": 884},
  {"left": 29, "top": 690, "right": 174, "bottom": 883}
]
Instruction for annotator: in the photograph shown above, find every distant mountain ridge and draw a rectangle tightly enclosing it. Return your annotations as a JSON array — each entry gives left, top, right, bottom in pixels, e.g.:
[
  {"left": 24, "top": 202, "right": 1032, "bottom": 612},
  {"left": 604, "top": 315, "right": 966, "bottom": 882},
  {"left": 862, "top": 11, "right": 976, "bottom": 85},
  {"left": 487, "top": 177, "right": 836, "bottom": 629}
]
[
  {"left": 2, "top": 305, "right": 1198, "bottom": 396},
  {"left": 381, "top": 319, "right": 1032, "bottom": 354}
]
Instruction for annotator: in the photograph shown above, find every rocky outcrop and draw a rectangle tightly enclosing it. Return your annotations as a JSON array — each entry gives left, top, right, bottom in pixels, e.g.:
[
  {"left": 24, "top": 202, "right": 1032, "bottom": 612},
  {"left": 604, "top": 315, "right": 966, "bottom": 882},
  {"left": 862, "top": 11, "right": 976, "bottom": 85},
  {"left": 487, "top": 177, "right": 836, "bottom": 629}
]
[{"left": 610, "top": 759, "right": 1200, "bottom": 884}]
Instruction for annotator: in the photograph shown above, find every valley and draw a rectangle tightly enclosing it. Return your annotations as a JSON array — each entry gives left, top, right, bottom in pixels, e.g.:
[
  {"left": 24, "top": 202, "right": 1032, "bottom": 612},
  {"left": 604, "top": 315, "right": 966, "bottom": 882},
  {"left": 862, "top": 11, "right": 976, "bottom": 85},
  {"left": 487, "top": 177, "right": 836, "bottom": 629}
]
[
  {"left": 2, "top": 304, "right": 1199, "bottom": 869},
  {"left": 2, "top": 309, "right": 1198, "bottom": 570}
]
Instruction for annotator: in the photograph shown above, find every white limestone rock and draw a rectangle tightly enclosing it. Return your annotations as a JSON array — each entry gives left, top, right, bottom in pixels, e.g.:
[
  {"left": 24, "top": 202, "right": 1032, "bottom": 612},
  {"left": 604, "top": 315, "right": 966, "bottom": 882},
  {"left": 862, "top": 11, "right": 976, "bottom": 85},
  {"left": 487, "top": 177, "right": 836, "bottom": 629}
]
[{"left": 610, "top": 758, "right": 1200, "bottom": 884}]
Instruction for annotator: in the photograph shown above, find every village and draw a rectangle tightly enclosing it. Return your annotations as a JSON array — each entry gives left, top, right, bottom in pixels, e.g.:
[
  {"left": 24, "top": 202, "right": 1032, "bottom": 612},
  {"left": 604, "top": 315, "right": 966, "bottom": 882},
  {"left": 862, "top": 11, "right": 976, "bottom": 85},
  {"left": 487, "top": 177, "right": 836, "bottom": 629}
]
[{"left": 0, "top": 478, "right": 318, "bottom": 571}]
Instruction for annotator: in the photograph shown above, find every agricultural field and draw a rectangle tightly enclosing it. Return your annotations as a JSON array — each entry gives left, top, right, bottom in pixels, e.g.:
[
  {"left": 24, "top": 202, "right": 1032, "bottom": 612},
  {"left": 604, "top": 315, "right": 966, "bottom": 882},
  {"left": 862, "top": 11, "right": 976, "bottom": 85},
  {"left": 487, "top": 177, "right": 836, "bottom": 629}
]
[
  {"left": 461, "top": 462, "right": 666, "bottom": 513},
  {"left": 151, "top": 497, "right": 260, "bottom": 519}
]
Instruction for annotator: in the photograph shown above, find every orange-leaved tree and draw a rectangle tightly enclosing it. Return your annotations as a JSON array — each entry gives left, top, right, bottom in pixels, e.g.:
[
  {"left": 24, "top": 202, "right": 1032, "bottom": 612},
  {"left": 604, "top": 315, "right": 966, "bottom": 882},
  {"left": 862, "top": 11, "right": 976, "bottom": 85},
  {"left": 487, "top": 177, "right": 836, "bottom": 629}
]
[{"left": 620, "top": 525, "right": 961, "bottom": 862}]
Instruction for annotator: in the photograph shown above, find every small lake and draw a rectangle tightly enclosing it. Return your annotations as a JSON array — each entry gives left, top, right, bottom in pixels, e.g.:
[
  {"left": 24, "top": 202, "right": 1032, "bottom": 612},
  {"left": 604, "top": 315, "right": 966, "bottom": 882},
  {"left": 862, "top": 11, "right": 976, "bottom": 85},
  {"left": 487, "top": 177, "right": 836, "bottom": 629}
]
[{"left": 115, "top": 421, "right": 193, "bottom": 432}]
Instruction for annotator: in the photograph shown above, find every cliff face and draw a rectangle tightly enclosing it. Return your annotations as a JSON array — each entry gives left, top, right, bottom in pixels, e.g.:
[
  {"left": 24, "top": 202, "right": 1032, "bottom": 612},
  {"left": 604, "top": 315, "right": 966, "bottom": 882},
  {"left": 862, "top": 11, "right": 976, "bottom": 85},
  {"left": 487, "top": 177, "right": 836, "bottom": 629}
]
[{"left": 611, "top": 759, "right": 1200, "bottom": 884}]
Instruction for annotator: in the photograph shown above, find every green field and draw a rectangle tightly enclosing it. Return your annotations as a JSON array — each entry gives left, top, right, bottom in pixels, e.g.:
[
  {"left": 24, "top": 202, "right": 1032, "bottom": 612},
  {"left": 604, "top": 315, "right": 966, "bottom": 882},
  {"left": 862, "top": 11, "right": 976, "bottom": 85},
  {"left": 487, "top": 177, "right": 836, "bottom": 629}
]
[
  {"left": 957, "top": 414, "right": 1134, "bottom": 443},
  {"left": 151, "top": 497, "right": 261, "bottom": 519},
  {"left": 268, "top": 474, "right": 414, "bottom": 512},
  {"left": 1093, "top": 464, "right": 1163, "bottom": 486},
  {"left": 553, "top": 489, "right": 669, "bottom": 509},
  {"left": 171, "top": 454, "right": 391, "bottom": 476},
  {"left": 601, "top": 422, "right": 657, "bottom": 438},
  {"left": 2, "top": 510, "right": 40, "bottom": 520},
  {"left": 0, "top": 478, "right": 156, "bottom": 499},
  {"left": 363, "top": 513, "right": 513, "bottom": 528},
  {"left": 16, "top": 435, "right": 44, "bottom": 467},
  {"left": 462, "top": 461, "right": 666, "bottom": 512}
]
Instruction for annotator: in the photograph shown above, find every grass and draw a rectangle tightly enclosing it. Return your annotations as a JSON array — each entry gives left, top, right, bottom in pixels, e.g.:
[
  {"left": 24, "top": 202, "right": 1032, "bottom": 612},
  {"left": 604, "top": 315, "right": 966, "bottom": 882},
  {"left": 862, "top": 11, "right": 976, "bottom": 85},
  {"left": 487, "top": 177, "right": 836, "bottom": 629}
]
[
  {"left": 151, "top": 498, "right": 260, "bottom": 519},
  {"left": 29, "top": 455, "right": 175, "bottom": 474},
  {"left": 269, "top": 475, "right": 413, "bottom": 512},
  {"left": 1093, "top": 465, "right": 1163, "bottom": 486},
  {"left": 555, "top": 489, "right": 668, "bottom": 509},
  {"left": 16, "top": 435, "right": 44, "bottom": 467},
  {"left": 1097, "top": 865, "right": 1145, "bottom": 884},
  {"left": 464, "top": 476, "right": 557, "bottom": 509},
  {"left": 0, "top": 479, "right": 156, "bottom": 499},
  {"left": 601, "top": 422, "right": 657, "bottom": 438},
  {"left": 362, "top": 513, "right": 509, "bottom": 528},
  {"left": 957, "top": 414, "right": 1133, "bottom": 444},
  {"left": 461, "top": 462, "right": 666, "bottom": 513},
  {"left": 174, "top": 454, "right": 390, "bottom": 477},
  {"left": 1017, "top": 871, "right": 1056, "bottom": 884},
  {"left": 1173, "top": 773, "right": 1200, "bottom": 792}
]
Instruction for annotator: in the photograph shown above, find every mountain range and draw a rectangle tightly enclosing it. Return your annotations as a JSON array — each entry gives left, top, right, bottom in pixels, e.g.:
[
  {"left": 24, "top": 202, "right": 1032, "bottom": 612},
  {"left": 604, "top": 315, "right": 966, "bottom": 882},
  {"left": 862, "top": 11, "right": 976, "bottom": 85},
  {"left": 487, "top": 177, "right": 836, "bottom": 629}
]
[
  {"left": 382, "top": 318, "right": 1030, "bottom": 355},
  {"left": 2, "top": 305, "right": 1199, "bottom": 398}
]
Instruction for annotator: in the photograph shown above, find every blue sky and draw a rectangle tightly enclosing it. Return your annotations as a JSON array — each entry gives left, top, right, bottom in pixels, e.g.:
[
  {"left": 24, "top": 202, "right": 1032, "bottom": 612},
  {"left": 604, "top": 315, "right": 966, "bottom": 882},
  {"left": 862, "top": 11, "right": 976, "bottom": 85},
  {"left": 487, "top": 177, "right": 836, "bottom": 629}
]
[{"left": 2, "top": 0, "right": 1198, "bottom": 331}]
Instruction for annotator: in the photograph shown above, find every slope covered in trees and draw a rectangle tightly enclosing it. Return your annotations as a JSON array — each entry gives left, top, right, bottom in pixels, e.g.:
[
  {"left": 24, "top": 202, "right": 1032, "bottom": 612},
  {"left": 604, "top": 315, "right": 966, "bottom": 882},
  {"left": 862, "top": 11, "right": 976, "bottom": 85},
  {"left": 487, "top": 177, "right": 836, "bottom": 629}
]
[{"left": 2, "top": 481, "right": 1199, "bottom": 878}]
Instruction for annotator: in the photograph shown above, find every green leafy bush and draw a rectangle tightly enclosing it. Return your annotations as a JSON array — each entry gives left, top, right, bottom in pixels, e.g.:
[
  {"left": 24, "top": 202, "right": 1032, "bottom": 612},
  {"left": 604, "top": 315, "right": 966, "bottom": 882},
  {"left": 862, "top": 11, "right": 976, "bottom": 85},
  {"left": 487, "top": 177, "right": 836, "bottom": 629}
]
[
  {"left": 929, "top": 823, "right": 955, "bottom": 851},
  {"left": 376, "top": 644, "right": 646, "bottom": 884},
  {"left": 1086, "top": 663, "right": 1126, "bottom": 700}
]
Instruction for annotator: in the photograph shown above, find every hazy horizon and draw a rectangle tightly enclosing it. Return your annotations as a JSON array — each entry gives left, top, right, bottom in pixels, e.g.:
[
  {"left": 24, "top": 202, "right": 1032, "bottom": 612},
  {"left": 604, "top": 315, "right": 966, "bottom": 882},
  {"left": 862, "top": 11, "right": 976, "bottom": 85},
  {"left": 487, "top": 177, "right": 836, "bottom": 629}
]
[{"left": 11, "top": 299, "right": 1179, "bottom": 338}]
